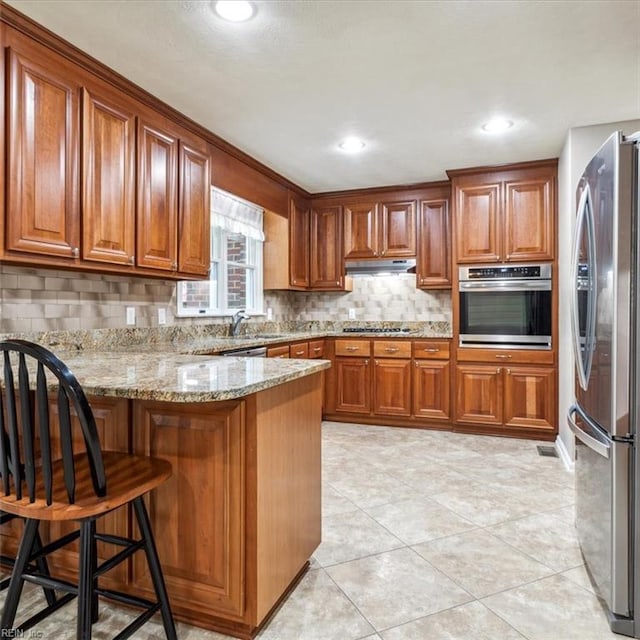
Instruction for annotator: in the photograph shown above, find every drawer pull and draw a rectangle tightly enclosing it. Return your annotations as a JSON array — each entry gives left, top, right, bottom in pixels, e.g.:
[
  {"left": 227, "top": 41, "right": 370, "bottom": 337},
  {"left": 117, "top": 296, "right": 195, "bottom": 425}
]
[
  {"left": 294, "top": 350, "right": 305, "bottom": 356},
  {"left": 313, "top": 347, "right": 322, "bottom": 352},
  {"left": 345, "top": 346, "right": 360, "bottom": 352},
  {"left": 385, "top": 347, "right": 399, "bottom": 353},
  {"left": 423, "top": 348, "right": 440, "bottom": 353},
  {"left": 495, "top": 354, "right": 513, "bottom": 360}
]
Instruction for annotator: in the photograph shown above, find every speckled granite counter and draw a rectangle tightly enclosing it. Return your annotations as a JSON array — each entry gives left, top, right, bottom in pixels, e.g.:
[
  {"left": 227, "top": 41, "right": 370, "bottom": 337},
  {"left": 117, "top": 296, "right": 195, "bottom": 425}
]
[{"left": 34, "top": 350, "right": 330, "bottom": 403}]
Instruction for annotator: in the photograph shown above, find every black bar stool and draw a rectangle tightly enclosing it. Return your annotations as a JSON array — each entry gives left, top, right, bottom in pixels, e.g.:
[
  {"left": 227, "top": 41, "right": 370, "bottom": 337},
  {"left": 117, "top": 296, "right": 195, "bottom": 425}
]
[{"left": 0, "top": 339, "right": 177, "bottom": 640}]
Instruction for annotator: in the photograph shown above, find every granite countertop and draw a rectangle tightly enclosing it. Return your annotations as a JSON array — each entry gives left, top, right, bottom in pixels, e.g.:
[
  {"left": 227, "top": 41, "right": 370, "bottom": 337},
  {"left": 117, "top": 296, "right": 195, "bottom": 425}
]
[{"left": 8, "top": 350, "right": 330, "bottom": 403}]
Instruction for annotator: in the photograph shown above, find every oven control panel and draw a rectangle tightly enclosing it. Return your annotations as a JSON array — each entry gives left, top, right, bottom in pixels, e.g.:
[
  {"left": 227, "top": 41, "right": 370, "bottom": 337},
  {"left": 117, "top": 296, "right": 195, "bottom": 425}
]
[{"left": 460, "top": 264, "right": 552, "bottom": 281}]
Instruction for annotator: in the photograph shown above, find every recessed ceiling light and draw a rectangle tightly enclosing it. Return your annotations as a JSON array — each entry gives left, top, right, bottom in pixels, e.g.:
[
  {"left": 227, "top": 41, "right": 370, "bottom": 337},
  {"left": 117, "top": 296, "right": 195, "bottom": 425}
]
[
  {"left": 213, "top": 1, "right": 255, "bottom": 22},
  {"left": 338, "top": 137, "right": 366, "bottom": 153},
  {"left": 481, "top": 117, "right": 514, "bottom": 133}
]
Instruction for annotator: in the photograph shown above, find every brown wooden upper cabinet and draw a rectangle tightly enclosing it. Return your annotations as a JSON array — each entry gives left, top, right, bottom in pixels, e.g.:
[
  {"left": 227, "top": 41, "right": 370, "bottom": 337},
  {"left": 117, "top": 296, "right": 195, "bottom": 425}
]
[
  {"left": 5, "top": 46, "right": 81, "bottom": 260},
  {"left": 344, "top": 199, "right": 416, "bottom": 259},
  {"left": 2, "top": 35, "right": 211, "bottom": 279},
  {"left": 310, "top": 204, "right": 348, "bottom": 290},
  {"left": 289, "top": 194, "right": 310, "bottom": 288},
  {"left": 416, "top": 198, "right": 450, "bottom": 288},
  {"left": 449, "top": 161, "right": 556, "bottom": 264}
]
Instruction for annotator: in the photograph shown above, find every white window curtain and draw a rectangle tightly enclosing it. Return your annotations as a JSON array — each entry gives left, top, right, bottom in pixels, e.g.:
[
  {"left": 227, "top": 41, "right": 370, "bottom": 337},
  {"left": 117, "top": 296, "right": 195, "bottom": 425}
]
[{"left": 210, "top": 187, "right": 264, "bottom": 241}]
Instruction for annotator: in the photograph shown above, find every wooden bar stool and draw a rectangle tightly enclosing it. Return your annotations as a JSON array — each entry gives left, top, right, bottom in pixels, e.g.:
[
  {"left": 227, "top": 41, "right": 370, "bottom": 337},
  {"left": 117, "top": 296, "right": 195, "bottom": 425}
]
[{"left": 0, "top": 339, "right": 177, "bottom": 640}]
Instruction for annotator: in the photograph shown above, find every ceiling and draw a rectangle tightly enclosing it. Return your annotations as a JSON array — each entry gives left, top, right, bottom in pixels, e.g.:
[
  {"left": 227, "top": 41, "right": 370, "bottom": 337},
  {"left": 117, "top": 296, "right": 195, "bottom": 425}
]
[{"left": 5, "top": 0, "right": 640, "bottom": 193}]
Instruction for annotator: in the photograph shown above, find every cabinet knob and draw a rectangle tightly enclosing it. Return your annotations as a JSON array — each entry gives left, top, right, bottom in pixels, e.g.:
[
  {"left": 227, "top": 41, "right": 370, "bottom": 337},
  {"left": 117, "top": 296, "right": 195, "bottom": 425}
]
[
  {"left": 128, "top": 256, "right": 135, "bottom": 265},
  {"left": 72, "top": 247, "right": 79, "bottom": 258},
  {"left": 507, "top": 368, "right": 511, "bottom": 374},
  {"left": 365, "top": 359, "right": 369, "bottom": 365},
  {"left": 172, "top": 262, "right": 178, "bottom": 270}
]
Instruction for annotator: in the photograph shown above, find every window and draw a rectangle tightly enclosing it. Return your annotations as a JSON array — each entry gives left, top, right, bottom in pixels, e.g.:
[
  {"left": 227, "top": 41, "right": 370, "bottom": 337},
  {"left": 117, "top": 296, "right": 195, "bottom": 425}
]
[{"left": 177, "top": 188, "right": 264, "bottom": 317}]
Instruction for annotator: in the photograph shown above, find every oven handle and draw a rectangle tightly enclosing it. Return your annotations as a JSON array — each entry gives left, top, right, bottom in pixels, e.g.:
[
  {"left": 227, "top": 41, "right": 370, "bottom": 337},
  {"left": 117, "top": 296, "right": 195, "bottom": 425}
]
[{"left": 459, "top": 280, "right": 551, "bottom": 292}]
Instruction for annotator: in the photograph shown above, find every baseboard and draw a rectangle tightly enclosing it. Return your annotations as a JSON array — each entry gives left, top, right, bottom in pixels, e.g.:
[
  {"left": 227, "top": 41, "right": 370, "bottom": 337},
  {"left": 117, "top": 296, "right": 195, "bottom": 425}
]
[{"left": 555, "top": 435, "right": 575, "bottom": 472}]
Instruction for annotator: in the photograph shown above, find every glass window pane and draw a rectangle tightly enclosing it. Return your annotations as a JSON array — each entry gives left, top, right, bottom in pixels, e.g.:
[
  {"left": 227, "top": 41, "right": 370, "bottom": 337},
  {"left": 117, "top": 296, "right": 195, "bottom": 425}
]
[
  {"left": 227, "top": 265, "right": 247, "bottom": 309},
  {"left": 180, "top": 279, "right": 214, "bottom": 311},
  {"left": 226, "top": 232, "right": 247, "bottom": 264}
]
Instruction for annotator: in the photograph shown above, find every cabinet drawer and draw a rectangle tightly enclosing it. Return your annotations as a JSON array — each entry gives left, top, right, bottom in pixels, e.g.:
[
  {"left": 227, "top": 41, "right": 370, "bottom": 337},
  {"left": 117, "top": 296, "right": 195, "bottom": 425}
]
[
  {"left": 335, "top": 340, "right": 371, "bottom": 357},
  {"left": 267, "top": 345, "right": 290, "bottom": 358},
  {"left": 290, "top": 342, "right": 309, "bottom": 359},
  {"left": 412, "top": 341, "right": 450, "bottom": 359},
  {"left": 457, "top": 347, "right": 554, "bottom": 365},
  {"left": 308, "top": 340, "right": 325, "bottom": 359},
  {"left": 373, "top": 341, "right": 411, "bottom": 359}
]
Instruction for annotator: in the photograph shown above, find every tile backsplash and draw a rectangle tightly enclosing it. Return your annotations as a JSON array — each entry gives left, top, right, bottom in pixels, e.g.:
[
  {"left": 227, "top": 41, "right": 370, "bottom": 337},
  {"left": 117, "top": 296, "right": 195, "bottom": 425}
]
[{"left": 0, "top": 266, "right": 450, "bottom": 333}]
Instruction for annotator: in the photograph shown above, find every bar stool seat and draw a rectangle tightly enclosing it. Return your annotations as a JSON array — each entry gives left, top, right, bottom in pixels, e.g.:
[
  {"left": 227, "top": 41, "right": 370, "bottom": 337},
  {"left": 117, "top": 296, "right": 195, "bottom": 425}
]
[{"left": 0, "top": 339, "right": 177, "bottom": 640}]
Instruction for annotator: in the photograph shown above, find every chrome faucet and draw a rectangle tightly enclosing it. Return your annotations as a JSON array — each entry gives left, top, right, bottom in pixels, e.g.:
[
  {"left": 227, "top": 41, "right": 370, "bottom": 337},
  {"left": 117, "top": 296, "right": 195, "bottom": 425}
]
[{"left": 230, "top": 309, "right": 250, "bottom": 336}]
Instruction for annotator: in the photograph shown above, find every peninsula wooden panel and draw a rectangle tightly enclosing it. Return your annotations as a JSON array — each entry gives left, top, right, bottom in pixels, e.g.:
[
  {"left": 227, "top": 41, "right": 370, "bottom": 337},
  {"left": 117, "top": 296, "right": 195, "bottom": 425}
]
[
  {"left": 132, "top": 400, "right": 246, "bottom": 619},
  {"left": 417, "top": 199, "right": 451, "bottom": 288},
  {"left": 137, "top": 117, "right": 178, "bottom": 271},
  {"left": 45, "top": 396, "right": 130, "bottom": 589},
  {"left": 380, "top": 199, "right": 416, "bottom": 257},
  {"left": 82, "top": 87, "right": 136, "bottom": 265},
  {"left": 6, "top": 46, "right": 80, "bottom": 259},
  {"left": 178, "top": 138, "right": 211, "bottom": 275},
  {"left": 455, "top": 183, "right": 500, "bottom": 263}
]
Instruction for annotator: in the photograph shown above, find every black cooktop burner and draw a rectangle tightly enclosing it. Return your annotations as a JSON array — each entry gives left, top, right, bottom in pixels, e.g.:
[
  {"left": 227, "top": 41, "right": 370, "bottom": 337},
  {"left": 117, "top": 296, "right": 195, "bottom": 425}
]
[{"left": 342, "top": 327, "right": 410, "bottom": 333}]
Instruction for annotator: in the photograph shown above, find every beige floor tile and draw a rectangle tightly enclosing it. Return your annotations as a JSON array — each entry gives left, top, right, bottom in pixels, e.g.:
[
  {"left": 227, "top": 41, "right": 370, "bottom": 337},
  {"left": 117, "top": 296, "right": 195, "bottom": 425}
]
[
  {"left": 414, "top": 529, "right": 554, "bottom": 598},
  {"left": 488, "top": 511, "right": 583, "bottom": 572},
  {"left": 326, "top": 547, "right": 472, "bottom": 631},
  {"left": 482, "top": 574, "right": 620, "bottom": 639},
  {"left": 322, "top": 483, "right": 359, "bottom": 517},
  {"left": 329, "top": 470, "right": 422, "bottom": 509},
  {"left": 256, "top": 569, "right": 375, "bottom": 640},
  {"left": 560, "top": 564, "right": 598, "bottom": 595},
  {"left": 380, "top": 600, "right": 525, "bottom": 640},
  {"left": 313, "top": 509, "right": 404, "bottom": 567},
  {"left": 364, "top": 497, "right": 476, "bottom": 545}
]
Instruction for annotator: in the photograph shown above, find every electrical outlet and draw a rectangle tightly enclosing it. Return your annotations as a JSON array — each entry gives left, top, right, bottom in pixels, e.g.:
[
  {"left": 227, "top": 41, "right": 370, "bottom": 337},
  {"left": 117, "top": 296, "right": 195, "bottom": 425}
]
[
  {"left": 348, "top": 308, "right": 356, "bottom": 320},
  {"left": 266, "top": 307, "right": 273, "bottom": 321},
  {"left": 158, "top": 308, "right": 167, "bottom": 325},
  {"left": 126, "top": 307, "right": 136, "bottom": 325}
]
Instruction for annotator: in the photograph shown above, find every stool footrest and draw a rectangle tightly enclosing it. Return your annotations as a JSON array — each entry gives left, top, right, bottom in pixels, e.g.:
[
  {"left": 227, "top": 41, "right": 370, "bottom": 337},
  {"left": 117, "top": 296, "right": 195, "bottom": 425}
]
[
  {"left": 24, "top": 571, "right": 77, "bottom": 595},
  {"left": 94, "top": 533, "right": 135, "bottom": 547},
  {"left": 112, "top": 603, "right": 161, "bottom": 640},
  {"left": 95, "top": 540, "right": 145, "bottom": 578},
  {"left": 28, "top": 529, "right": 80, "bottom": 561},
  {"left": 97, "top": 587, "right": 157, "bottom": 610}
]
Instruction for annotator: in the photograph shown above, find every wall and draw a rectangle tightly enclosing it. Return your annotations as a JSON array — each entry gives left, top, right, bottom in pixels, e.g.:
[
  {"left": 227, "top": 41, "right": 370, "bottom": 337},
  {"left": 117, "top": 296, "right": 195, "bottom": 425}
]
[
  {"left": 557, "top": 119, "right": 640, "bottom": 467},
  {"left": 0, "top": 266, "right": 450, "bottom": 334}
]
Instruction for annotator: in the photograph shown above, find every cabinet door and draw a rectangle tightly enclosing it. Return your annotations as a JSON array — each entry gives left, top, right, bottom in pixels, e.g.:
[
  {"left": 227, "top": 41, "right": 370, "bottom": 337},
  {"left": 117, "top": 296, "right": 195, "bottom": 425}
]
[
  {"left": 289, "top": 196, "right": 310, "bottom": 288},
  {"left": 455, "top": 364, "right": 503, "bottom": 425},
  {"left": 82, "top": 87, "right": 136, "bottom": 265},
  {"left": 413, "top": 360, "right": 450, "bottom": 421},
  {"left": 137, "top": 118, "right": 178, "bottom": 271},
  {"left": 504, "top": 366, "right": 555, "bottom": 431},
  {"left": 45, "top": 397, "right": 130, "bottom": 590},
  {"left": 6, "top": 47, "right": 80, "bottom": 258},
  {"left": 417, "top": 199, "right": 450, "bottom": 288},
  {"left": 455, "top": 183, "right": 500, "bottom": 263},
  {"left": 380, "top": 199, "right": 416, "bottom": 257},
  {"left": 504, "top": 177, "right": 554, "bottom": 261},
  {"left": 132, "top": 400, "right": 246, "bottom": 618},
  {"left": 373, "top": 358, "right": 411, "bottom": 417},
  {"left": 335, "top": 357, "right": 371, "bottom": 414},
  {"left": 178, "top": 139, "right": 211, "bottom": 275},
  {"left": 310, "top": 205, "right": 344, "bottom": 289},
  {"left": 344, "top": 202, "right": 379, "bottom": 259}
]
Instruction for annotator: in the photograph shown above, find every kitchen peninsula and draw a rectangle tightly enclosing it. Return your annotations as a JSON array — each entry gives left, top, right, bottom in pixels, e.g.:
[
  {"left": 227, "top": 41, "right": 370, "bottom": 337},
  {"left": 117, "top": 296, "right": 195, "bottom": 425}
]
[{"left": 0, "top": 348, "right": 329, "bottom": 640}]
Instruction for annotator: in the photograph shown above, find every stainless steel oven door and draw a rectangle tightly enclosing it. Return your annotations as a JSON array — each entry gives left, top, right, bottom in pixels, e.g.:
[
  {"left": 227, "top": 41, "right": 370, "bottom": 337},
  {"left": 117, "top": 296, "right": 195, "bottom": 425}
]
[{"left": 458, "top": 279, "right": 552, "bottom": 348}]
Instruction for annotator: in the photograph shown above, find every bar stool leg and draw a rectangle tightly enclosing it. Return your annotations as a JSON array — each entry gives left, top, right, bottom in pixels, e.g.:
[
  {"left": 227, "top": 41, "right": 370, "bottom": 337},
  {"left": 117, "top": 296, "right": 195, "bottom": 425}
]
[
  {"left": 77, "top": 519, "right": 96, "bottom": 640},
  {"left": 132, "top": 497, "right": 177, "bottom": 640},
  {"left": 32, "top": 531, "right": 57, "bottom": 607},
  {"left": 1, "top": 518, "right": 39, "bottom": 630}
]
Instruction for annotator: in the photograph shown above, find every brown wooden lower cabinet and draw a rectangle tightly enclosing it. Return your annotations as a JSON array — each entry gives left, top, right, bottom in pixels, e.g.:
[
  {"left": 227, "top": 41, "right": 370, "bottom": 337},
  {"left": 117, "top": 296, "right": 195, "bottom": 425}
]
[
  {"left": 335, "top": 357, "right": 371, "bottom": 414},
  {"left": 266, "top": 344, "right": 290, "bottom": 358},
  {"left": 413, "top": 360, "right": 450, "bottom": 421},
  {"left": 455, "top": 363, "right": 555, "bottom": 433},
  {"left": 373, "top": 358, "right": 411, "bottom": 416}
]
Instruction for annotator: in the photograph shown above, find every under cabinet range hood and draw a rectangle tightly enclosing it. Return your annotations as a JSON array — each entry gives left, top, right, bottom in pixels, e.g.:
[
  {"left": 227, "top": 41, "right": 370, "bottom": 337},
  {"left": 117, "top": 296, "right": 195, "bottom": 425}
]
[{"left": 344, "top": 258, "right": 416, "bottom": 276}]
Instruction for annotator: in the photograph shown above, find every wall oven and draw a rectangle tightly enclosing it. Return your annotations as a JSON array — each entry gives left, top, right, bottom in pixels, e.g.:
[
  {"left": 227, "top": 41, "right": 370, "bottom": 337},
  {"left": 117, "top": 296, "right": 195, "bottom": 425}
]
[{"left": 458, "top": 264, "right": 552, "bottom": 349}]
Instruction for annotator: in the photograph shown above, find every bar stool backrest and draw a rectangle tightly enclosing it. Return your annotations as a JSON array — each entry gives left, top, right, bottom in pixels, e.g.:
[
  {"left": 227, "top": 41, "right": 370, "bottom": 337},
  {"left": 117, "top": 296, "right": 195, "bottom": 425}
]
[{"left": 0, "top": 339, "right": 106, "bottom": 505}]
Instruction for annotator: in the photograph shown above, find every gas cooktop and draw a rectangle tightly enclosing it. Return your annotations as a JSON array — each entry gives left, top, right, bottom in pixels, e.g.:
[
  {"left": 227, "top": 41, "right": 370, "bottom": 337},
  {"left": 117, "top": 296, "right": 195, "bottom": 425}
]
[{"left": 342, "top": 328, "right": 411, "bottom": 333}]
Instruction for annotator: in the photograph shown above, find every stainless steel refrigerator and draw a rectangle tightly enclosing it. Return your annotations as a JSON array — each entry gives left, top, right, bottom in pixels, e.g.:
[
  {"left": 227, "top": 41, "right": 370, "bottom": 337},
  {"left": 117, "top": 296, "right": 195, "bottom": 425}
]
[{"left": 569, "top": 130, "right": 640, "bottom": 636}]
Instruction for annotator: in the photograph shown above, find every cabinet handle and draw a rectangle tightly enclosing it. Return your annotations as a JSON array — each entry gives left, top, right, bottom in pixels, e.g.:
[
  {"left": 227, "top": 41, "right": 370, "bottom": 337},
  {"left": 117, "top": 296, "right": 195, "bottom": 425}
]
[
  {"left": 495, "top": 354, "right": 513, "bottom": 359},
  {"left": 345, "top": 346, "right": 360, "bottom": 352},
  {"left": 72, "top": 247, "right": 79, "bottom": 258},
  {"left": 294, "top": 350, "right": 305, "bottom": 356},
  {"left": 365, "top": 359, "right": 369, "bottom": 365},
  {"left": 128, "top": 256, "right": 135, "bottom": 265},
  {"left": 313, "top": 347, "right": 322, "bottom": 352},
  {"left": 384, "top": 347, "right": 399, "bottom": 353},
  {"left": 381, "top": 250, "right": 386, "bottom": 256},
  {"left": 507, "top": 368, "right": 511, "bottom": 374},
  {"left": 414, "top": 361, "right": 419, "bottom": 367},
  {"left": 172, "top": 262, "right": 178, "bottom": 270},
  {"left": 423, "top": 348, "right": 440, "bottom": 353}
]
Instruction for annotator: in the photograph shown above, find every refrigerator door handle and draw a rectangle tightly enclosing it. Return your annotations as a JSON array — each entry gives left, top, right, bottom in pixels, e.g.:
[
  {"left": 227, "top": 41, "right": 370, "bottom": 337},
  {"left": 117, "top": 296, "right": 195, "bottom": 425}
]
[{"left": 568, "top": 404, "right": 611, "bottom": 459}]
